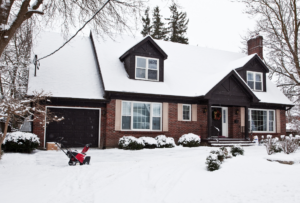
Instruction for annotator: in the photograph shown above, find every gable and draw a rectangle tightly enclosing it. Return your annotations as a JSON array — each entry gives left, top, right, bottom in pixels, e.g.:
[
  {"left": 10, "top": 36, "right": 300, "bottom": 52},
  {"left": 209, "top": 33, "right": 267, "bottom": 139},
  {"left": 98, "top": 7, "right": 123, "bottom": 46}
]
[{"left": 205, "top": 71, "right": 260, "bottom": 105}]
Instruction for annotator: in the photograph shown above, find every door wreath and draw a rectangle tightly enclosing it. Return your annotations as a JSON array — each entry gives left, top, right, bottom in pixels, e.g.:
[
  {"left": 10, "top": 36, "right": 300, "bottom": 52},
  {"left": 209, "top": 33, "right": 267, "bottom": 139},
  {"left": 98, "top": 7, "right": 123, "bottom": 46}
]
[{"left": 213, "top": 110, "right": 222, "bottom": 120}]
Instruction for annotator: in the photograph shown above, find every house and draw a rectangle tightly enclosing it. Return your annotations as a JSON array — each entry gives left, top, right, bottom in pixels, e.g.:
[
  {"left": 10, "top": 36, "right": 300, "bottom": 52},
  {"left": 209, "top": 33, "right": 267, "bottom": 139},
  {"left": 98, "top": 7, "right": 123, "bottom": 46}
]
[{"left": 27, "top": 32, "right": 293, "bottom": 148}]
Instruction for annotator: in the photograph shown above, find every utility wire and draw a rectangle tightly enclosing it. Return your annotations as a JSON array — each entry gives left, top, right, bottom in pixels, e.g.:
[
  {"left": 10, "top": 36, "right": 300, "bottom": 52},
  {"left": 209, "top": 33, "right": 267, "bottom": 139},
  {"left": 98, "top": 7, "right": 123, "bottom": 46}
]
[{"left": 37, "top": 0, "right": 111, "bottom": 62}]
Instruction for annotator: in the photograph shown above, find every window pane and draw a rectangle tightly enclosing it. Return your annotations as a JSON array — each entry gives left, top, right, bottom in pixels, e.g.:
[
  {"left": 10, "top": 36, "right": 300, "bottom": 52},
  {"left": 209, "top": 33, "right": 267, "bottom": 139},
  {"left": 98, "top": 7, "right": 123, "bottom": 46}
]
[
  {"left": 269, "top": 111, "right": 274, "bottom": 131},
  {"left": 251, "top": 110, "right": 267, "bottom": 131},
  {"left": 223, "top": 109, "right": 226, "bottom": 123},
  {"left": 133, "top": 103, "right": 150, "bottom": 129},
  {"left": 122, "top": 116, "right": 131, "bottom": 129},
  {"left": 255, "top": 82, "right": 262, "bottom": 90},
  {"left": 136, "top": 68, "right": 146, "bottom": 78},
  {"left": 152, "top": 104, "right": 161, "bottom": 117},
  {"left": 255, "top": 73, "right": 262, "bottom": 82},
  {"left": 122, "top": 102, "right": 131, "bottom": 116},
  {"left": 247, "top": 72, "right": 254, "bottom": 81},
  {"left": 137, "top": 57, "right": 146, "bottom": 68},
  {"left": 148, "top": 59, "right": 158, "bottom": 69},
  {"left": 148, "top": 70, "right": 157, "bottom": 80},
  {"left": 152, "top": 117, "right": 161, "bottom": 130},
  {"left": 248, "top": 81, "right": 254, "bottom": 89},
  {"left": 183, "top": 105, "right": 190, "bottom": 120}
]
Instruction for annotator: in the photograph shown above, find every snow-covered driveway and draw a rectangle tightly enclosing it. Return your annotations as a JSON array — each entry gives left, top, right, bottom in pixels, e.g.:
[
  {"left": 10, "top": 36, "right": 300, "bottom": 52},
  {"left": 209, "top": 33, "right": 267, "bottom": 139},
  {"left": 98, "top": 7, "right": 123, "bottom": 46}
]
[{"left": 1, "top": 146, "right": 300, "bottom": 203}]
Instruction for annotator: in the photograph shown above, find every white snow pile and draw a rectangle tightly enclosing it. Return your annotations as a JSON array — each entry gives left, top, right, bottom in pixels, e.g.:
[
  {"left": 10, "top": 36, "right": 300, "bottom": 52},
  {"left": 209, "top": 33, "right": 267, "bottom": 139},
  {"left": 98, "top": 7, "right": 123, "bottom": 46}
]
[
  {"left": 178, "top": 133, "right": 201, "bottom": 147},
  {"left": 266, "top": 152, "right": 300, "bottom": 164},
  {"left": 155, "top": 135, "right": 176, "bottom": 148},
  {"left": 139, "top": 137, "right": 157, "bottom": 148},
  {"left": 3, "top": 132, "right": 40, "bottom": 145},
  {"left": 118, "top": 136, "right": 144, "bottom": 149}
]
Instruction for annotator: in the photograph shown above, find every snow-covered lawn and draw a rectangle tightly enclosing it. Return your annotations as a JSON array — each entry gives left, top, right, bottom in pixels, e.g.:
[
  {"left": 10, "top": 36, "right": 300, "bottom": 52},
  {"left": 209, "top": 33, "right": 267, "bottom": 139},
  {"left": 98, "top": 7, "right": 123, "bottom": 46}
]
[{"left": 1, "top": 146, "right": 300, "bottom": 203}]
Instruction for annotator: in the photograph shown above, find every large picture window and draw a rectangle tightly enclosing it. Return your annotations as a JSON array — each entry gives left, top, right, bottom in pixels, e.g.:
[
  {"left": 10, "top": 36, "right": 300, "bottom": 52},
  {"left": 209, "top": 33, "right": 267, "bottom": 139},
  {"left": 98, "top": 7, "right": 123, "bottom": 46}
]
[
  {"left": 247, "top": 71, "right": 263, "bottom": 91},
  {"left": 248, "top": 109, "right": 275, "bottom": 132},
  {"left": 122, "top": 101, "right": 162, "bottom": 131},
  {"left": 135, "top": 56, "right": 159, "bottom": 81}
]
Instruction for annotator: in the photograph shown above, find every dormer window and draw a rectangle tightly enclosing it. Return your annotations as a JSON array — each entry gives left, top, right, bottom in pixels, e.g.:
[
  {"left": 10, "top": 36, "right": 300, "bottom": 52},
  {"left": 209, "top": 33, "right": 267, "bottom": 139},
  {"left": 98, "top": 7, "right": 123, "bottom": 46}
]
[
  {"left": 135, "top": 56, "right": 159, "bottom": 81},
  {"left": 247, "top": 71, "right": 263, "bottom": 91}
]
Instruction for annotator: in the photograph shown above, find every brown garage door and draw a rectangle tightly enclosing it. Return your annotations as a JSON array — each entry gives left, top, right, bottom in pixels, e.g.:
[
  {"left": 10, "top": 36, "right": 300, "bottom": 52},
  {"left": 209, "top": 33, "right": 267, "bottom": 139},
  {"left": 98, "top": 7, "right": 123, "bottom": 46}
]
[{"left": 46, "top": 108, "right": 100, "bottom": 147}]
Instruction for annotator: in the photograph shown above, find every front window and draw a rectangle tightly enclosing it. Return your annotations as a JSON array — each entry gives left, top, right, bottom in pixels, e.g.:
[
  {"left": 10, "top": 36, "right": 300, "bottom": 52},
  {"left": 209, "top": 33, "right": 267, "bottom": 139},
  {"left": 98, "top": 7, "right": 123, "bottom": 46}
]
[
  {"left": 183, "top": 104, "right": 191, "bottom": 121},
  {"left": 248, "top": 109, "right": 275, "bottom": 132},
  {"left": 247, "top": 71, "right": 263, "bottom": 91},
  {"left": 122, "top": 101, "right": 162, "bottom": 131},
  {"left": 135, "top": 56, "right": 159, "bottom": 81}
]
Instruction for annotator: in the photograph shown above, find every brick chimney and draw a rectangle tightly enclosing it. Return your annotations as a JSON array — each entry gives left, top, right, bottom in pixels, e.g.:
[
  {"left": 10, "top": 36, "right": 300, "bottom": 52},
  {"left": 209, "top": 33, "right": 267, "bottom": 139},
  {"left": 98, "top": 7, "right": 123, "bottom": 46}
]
[{"left": 247, "top": 35, "right": 263, "bottom": 59}]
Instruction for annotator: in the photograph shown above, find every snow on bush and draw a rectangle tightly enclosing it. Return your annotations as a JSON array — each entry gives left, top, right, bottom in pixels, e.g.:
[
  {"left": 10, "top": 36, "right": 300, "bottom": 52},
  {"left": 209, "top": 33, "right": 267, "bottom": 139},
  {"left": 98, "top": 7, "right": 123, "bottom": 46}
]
[
  {"left": 139, "top": 137, "right": 157, "bottom": 148},
  {"left": 178, "top": 133, "right": 201, "bottom": 147},
  {"left": 118, "top": 136, "right": 144, "bottom": 150},
  {"left": 280, "top": 134, "right": 299, "bottom": 154},
  {"left": 2, "top": 132, "right": 40, "bottom": 153},
  {"left": 230, "top": 145, "right": 244, "bottom": 157},
  {"left": 210, "top": 149, "right": 225, "bottom": 163},
  {"left": 264, "top": 135, "right": 282, "bottom": 155},
  {"left": 206, "top": 154, "right": 221, "bottom": 171},
  {"left": 155, "top": 135, "right": 176, "bottom": 148},
  {"left": 220, "top": 146, "right": 231, "bottom": 158}
]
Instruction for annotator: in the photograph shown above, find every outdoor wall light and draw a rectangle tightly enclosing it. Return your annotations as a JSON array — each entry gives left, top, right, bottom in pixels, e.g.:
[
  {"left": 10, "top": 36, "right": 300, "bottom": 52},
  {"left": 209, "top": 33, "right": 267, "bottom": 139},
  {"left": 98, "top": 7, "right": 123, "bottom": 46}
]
[
  {"left": 235, "top": 109, "right": 240, "bottom": 115},
  {"left": 203, "top": 108, "right": 207, "bottom": 113}
]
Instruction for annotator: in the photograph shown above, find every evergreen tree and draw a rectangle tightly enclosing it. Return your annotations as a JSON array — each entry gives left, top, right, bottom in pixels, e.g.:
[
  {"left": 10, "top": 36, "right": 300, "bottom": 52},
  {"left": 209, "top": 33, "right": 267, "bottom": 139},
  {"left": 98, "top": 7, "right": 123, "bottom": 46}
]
[
  {"left": 167, "top": 3, "right": 189, "bottom": 44},
  {"left": 141, "top": 7, "right": 152, "bottom": 37},
  {"left": 151, "top": 6, "right": 169, "bottom": 40}
]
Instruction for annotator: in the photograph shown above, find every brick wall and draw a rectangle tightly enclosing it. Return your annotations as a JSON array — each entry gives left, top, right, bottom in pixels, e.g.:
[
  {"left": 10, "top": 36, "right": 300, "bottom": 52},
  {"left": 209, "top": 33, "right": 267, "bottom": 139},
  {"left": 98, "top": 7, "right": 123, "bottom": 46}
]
[{"left": 105, "top": 99, "right": 207, "bottom": 148}]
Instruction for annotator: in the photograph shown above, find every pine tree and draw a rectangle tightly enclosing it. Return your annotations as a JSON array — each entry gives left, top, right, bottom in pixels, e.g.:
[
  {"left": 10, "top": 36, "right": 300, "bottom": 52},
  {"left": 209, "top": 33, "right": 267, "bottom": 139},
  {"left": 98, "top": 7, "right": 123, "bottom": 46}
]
[
  {"left": 151, "top": 6, "right": 169, "bottom": 40},
  {"left": 141, "top": 7, "right": 152, "bottom": 37},
  {"left": 167, "top": 3, "right": 189, "bottom": 44}
]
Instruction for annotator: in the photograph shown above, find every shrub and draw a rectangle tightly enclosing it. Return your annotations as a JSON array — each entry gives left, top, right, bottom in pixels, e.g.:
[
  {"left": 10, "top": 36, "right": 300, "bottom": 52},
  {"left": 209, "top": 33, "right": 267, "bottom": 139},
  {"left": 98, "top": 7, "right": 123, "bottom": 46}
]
[
  {"left": 220, "top": 146, "right": 231, "bottom": 158},
  {"left": 210, "top": 149, "right": 225, "bottom": 163},
  {"left": 2, "top": 132, "right": 40, "bottom": 153},
  {"left": 139, "top": 137, "right": 157, "bottom": 149},
  {"left": 280, "top": 134, "right": 299, "bottom": 154},
  {"left": 118, "top": 136, "right": 144, "bottom": 150},
  {"left": 230, "top": 145, "right": 244, "bottom": 157},
  {"left": 178, "top": 133, "right": 201, "bottom": 147},
  {"left": 155, "top": 135, "right": 176, "bottom": 148},
  {"left": 206, "top": 154, "right": 221, "bottom": 171},
  {"left": 264, "top": 135, "right": 282, "bottom": 155}
]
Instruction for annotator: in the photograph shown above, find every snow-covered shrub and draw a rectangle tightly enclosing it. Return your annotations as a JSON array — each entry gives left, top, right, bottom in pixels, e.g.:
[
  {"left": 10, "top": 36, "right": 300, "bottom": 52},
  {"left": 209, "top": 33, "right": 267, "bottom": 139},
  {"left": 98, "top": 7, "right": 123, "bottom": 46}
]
[
  {"left": 280, "top": 134, "right": 299, "bottom": 154},
  {"left": 220, "top": 146, "right": 231, "bottom": 158},
  {"left": 178, "top": 133, "right": 201, "bottom": 147},
  {"left": 230, "top": 145, "right": 244, "bottom": 157},
  {"left": 155, "top": 135, "right": 176, "bottom": 148},
  {"left": 2, "top": 132, "right": 40, "bottom": 153},
  {"left": 260, "top": 135, "right": 265, "bottom": 145},
  {"left": 264, "top": 135, "right": 282, "bottom": 155},
  {"left": 139, "top": 137, "right": 157, "bottom": 149},
  {"left": 206, "top": 154, "right": 221, "bottom": 171},
  {"left": 210, "top": 149, "right": 225, "bottom": 163},
  {"left": 118, "top": 136, "right": 144, "bottom": 150}
]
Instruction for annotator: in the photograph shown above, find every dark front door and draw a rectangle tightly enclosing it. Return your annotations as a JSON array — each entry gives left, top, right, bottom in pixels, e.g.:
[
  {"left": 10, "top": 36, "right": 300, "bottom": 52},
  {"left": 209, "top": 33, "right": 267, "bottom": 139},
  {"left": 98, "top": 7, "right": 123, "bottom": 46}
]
[
  {"left": 46, "top": 108, "right": 100, "bottom": 147},
  {"left": 212, "top": 107, "right": 222, "bottom": 137}
]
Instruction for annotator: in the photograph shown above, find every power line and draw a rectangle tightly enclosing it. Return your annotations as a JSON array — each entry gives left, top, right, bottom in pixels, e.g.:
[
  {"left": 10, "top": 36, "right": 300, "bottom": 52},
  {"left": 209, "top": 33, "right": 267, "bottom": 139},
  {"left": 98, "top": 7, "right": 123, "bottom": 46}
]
[{"left": 37, "top": 0, "right": 111, "bottom": 62}]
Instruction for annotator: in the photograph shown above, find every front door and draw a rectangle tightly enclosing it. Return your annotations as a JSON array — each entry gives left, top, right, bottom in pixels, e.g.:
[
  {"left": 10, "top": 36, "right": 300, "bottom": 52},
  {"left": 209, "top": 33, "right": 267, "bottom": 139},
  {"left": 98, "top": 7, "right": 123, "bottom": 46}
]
[{"left": 212, "top": 107, "right": 222, "bottom": 137}]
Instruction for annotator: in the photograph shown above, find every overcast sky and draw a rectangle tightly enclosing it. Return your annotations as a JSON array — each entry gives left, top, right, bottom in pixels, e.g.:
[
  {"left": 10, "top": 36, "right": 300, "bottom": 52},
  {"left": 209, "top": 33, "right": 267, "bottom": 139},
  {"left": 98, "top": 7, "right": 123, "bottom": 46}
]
[{"left": 137, "top": 0, "right": 256, "bottom": 53}]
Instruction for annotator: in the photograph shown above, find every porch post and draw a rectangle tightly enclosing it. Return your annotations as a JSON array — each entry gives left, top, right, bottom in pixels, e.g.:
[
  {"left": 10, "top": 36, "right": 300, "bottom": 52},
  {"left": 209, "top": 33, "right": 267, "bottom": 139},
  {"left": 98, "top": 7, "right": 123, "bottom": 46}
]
[
  {"left": 245, "top": 106, "right": 249, "bottom": 140},
  {"left": 207, "top": 101, "right": 212, "bottom": 138}
]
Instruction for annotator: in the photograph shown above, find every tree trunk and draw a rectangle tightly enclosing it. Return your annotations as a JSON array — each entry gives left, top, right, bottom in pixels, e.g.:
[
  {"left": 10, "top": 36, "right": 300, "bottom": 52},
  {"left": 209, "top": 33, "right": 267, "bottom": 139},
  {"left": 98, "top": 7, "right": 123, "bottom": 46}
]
[{"left": 0, "top": 114, "right": 10, "bottom": 160}]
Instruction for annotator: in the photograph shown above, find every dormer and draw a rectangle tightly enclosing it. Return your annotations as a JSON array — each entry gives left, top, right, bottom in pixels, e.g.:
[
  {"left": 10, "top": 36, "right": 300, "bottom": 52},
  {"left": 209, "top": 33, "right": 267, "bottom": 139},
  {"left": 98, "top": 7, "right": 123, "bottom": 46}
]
[
  {"left": 236, "top": 54, "right": 269, "bottom": 92},
  {"left": 119, "top": 36, "right": 168, "bottom": 82}
]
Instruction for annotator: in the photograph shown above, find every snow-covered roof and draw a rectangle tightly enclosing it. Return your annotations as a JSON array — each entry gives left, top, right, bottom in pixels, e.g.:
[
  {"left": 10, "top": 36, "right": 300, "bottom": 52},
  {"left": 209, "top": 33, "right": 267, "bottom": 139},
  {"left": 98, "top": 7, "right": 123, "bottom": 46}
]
[
  {"left": 27, "top": 32, "right": 105, "bottom": 100},
  {"left": 93, "top": 35, "right": 293, "bottom": 105}
]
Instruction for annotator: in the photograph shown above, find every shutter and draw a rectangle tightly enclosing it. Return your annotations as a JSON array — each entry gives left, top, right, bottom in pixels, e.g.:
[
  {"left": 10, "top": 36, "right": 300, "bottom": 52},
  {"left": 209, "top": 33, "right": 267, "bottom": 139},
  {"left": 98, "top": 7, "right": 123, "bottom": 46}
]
[
  {"left": 276, "top": 110, "right": 281, "bottom": 133},
  {"left": 163, "top": 103, "right": 169, "bottom": 131},
  {"left": 192, "top": 104, "right": 197, "bottom": 121},
  {"left": 115, "top": 100, "right": 122, "bottom": 131},
  {"left": 240, "top": 107, "right": 245, "bottom": 127},
  {"left": 178, "top": 104, "right": 183, "bottom": 121}
]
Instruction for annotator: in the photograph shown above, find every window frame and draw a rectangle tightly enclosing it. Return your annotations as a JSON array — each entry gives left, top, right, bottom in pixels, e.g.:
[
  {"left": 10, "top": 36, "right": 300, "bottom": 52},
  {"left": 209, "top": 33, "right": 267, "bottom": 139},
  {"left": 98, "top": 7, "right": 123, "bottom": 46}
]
[
  {"left": 135, "top": 56, "right": 159, "bottom": 81},
  {"left": 248, "top": 108, "right": 275, "bottom": 133},
  {"left": 182, "top": 104, "right": 191, "bottom": 121},
  {"left": 246, "top": 71, "right": 263, "bottom": 91},
  {"left": 121, "top": 101, "right": 162, "bottom": 131}
]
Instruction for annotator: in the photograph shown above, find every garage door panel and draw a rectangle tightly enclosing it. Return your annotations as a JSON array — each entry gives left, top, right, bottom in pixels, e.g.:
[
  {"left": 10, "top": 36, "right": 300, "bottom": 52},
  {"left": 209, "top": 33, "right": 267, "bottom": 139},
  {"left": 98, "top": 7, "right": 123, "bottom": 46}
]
[{"left": 46, "top": 108, "right": 100, "bottom": 147}]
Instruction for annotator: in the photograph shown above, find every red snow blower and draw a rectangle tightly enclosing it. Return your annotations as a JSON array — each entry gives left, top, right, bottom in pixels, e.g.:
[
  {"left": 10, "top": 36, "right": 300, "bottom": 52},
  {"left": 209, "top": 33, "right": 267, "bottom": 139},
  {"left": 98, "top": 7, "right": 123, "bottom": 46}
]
[{"left": 55, "top": 137, "right": 91, "bottom": 166}]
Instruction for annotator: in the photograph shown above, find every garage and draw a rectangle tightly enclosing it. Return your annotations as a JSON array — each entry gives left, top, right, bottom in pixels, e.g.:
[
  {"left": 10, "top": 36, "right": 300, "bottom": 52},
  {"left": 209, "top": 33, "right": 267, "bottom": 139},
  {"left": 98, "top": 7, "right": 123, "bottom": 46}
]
[{"left": 46, "top": 108, "right": 101, "bottom": 148}]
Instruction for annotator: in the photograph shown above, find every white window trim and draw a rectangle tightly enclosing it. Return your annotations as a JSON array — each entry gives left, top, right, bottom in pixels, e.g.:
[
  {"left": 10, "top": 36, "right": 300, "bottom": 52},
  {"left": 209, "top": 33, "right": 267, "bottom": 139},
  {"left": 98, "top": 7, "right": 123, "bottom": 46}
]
[
  {"left": 182, "top": 104, "right": 191, "bottom": 121},
  {"left": 121, "top": 101, "right": 162, "bottom": 131},
  {"left": 247, "top": 71, "right": 263, "bottom": 91},
  {"left": 248, "top": 108, "right": 275, "bottom": 133},
  {"left": 135, "top": 56, "right": 159, "bottom": 81}
]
